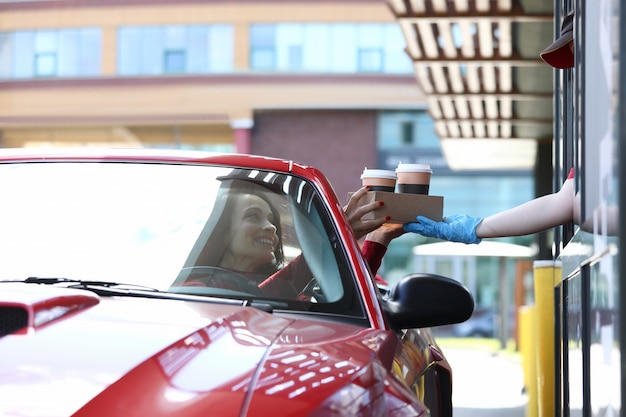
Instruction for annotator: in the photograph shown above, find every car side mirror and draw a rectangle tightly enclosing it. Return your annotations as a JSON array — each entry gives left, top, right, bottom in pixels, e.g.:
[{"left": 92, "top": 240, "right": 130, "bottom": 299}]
[{"left": 382, "top": 273, "right": 474, "bottom": 330}]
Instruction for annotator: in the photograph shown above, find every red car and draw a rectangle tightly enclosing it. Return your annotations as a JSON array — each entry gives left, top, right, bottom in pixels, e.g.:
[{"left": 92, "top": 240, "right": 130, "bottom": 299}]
[{"left": 0, "top": 149, "right": 473, "bottom": 417}]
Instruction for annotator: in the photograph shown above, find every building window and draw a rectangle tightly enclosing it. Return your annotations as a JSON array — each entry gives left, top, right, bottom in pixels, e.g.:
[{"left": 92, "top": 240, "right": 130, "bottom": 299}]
[
  {"left": 401, "top": 122, "right": 414, "bottom": 145},
  {"left": 118, "top": 25, "right": 233, "bottom": 76},
  {"left": 378, "top": 111, "right": 439, "bottom": 151},
  {"left": 287, "top": 45, "right": 303, "bottom": 70},
  {"left": 34, "top": 30, "right": 57, "bottom": 76},
  {"left": 250, "top": 25, "right": 276, "bottom": 70},
  {"left": 251, "top": 47, "right": 275, "bottom": 70},
  {"left": 358, "top": 48, "right": 382, "bottom": 72},
  {"left": 0, "top": 28, "right": 101, "bottom": 79},
  {"left": 249, "top": 23, "right": 412, "bottom": 74},
  {"left": 35, "top": 52, "right": 56, "bottom": 77},
  {"left": 164, "top": 49, "right": 186, "bottom": 73}
]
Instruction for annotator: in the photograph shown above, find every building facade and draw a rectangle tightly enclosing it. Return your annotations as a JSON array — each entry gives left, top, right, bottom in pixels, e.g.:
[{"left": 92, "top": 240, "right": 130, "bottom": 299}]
[{"left": 0, "top": 0, "right": 426, "bottom": 199}]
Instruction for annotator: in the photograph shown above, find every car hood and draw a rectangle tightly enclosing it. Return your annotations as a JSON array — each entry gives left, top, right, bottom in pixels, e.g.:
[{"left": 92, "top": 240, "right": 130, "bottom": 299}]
[{"left": 0, "top": 284, "right": 398, "bottom": 417}]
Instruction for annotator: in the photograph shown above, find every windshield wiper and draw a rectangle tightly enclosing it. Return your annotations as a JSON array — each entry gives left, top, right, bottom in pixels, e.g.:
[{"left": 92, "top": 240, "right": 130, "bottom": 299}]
[
  {"left": 23, "top": 276, "right": 161, "bottom": 292},
  {"left": 18, "top": 277, "right": 272, "bottom": 311}
]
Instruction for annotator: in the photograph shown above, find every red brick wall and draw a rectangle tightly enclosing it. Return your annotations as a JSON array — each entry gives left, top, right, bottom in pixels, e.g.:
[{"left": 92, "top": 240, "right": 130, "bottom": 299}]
[{"left": 251, "top": 109, "right": 378, "bottom": 205}]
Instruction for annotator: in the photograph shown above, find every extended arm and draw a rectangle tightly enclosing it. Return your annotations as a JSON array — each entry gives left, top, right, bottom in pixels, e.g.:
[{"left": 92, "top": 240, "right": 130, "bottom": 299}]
[
  {"left": 476, "top": 177, "right": 574, "bottom": 238},
  {"left": 404, "top": 177, "right": 576, "bottom": 244}
]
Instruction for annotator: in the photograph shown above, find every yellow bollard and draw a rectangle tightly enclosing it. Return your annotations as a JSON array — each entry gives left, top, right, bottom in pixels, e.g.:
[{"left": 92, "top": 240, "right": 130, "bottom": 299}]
[
  {"left": 533, "top": 260, "right": 561, "bottom": 417},
  {"left": 518, "top": 305, "right": 538, "bottom": 417}
]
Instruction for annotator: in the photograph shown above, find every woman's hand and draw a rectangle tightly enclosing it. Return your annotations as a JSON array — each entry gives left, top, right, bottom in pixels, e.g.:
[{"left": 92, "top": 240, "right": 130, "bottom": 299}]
[
  {"left": 343, "top": 186, "right": 389, "bottom": 240},
  {"left": 365, "top": 222, "right": 405, "bottom": 247}
]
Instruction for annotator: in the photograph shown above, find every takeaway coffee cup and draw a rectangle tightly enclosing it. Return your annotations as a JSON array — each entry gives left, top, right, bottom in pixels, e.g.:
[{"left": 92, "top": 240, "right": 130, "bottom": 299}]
[
  {"left": 360, "top": 168, "right": 397, "bottom": 192},
  {"left": 395, "top": 163, "right": 432, "bottom": 194}
]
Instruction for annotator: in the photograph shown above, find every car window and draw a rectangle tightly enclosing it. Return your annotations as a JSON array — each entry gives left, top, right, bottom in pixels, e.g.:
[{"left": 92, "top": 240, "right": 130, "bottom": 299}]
[{"left": 0, "top": 162, "right": 364, "bottom": 317}]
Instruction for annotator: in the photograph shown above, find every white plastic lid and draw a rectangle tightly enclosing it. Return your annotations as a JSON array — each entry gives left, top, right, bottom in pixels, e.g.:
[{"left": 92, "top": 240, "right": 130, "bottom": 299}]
[
  {"left": 395, "top": 163, "right": 432, "bottom": 173},
  {"left": 360, "top": 168, "right": 397, "bottom": 180}
]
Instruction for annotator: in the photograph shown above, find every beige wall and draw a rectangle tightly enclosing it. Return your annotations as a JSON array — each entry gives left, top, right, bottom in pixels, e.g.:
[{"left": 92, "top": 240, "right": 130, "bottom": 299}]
[
  {"left": 0, "top": 3, "right": 396, "bottom": 30},
  {"left": 2, "top": 125, "right": 235, "bottom": 148},
  {"left": 1, "top": 75, "right": 423, "bottom": 147},
  {"left": 0, "top": 77, "right": 423, "bottom": 123}
]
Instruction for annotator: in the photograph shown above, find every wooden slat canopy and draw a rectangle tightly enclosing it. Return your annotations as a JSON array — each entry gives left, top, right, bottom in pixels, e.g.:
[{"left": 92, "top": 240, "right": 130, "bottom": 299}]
[{"left": 388, "top": 0, "right": 556, "bottom": 170}]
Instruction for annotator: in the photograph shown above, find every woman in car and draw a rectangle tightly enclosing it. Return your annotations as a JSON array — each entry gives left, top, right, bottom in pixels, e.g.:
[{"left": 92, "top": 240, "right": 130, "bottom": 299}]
[{"left": 178, "top": 181, "right": 399, "bottom": 298}]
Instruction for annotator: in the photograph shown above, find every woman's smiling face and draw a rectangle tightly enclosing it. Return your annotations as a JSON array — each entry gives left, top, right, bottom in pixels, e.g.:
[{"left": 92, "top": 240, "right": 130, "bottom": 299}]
[{"left": 220, "top": 193, "right": 279, "bottom": 272}]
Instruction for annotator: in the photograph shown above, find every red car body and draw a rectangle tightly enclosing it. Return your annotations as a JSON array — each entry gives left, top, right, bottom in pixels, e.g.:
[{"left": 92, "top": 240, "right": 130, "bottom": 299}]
[{"left": 0, "top": 149, "right": 473, "bottom": 417}]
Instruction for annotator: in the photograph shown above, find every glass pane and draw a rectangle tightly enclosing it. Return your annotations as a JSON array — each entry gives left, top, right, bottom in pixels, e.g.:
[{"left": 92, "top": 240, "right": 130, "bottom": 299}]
[
  {"left": 35, "top": 52, "right": 57, "bottom": 77},
  {"left": 358, "top": 48, "right": 382, "bottom": 72},
  {"left": 141, "top": 26, "right": 164, "bottom": 74},
  {"left": 357, "top": 24, "right": 383, "bottom": 48},
  {"left": 330, "top": 24, "right": 356, "bottom": 73},
  {"left": 302, "top": 24, "right": 330, "bottom": 72},
  {"left": 79, "top": 28, "right": 101, "bottom": 76},
  {"left": 0, "top": 162, "right": 360, "bottom": 315},
  {"left": 164, "top": 49, "right": 186, "bottom": 73},
  {"left": 118, "top": 27, "right": 141, "bottom": 75},
  {"left": 378, "top": 111, "right": 440, "bottom": 150},
  {"left": 208, "top": 24, "right": 233, "bottom": 72},
  {"left": 287, "top": 45, "right": 302, "bottom": 71},
  {"left": 164, "top": 25, "right": 186, "bottom": 48},
  {"left": 383, "top": 24, "right": 412, "bottom": 74},
  {"left": 251, "top": 48, "right": 274, "bottom": 70},
  {"left": 13, "top": 32, "right": 34, "bottom": 78},
  {"left": 250, "top": 25, "right": 275, "bottom": 70},
  {"left": 401, "top": 122, "right": 414, "bottom": 145},
  {"left": 58, "top": 29, "right": 79, "bottom": 76},
  {"left": 0, "top": 164, "right": 222, "bottom": 285},
  {"left": 250, "top": 24, "right": 275, "bottom": 48},
  {"left": 35, "top": 30, "right": 57, "bottom": 52},
  {"left": 415, "top": 112, "right": 440, "bottom": 149},
  {"left": 378, "top": 111, "right": 401, "bottom": 149},
  {"left": 187, "top": 25, "right": 208, "bottom": 73},
  {"left": 276, "top": 24, "right": 302, "bottom": 71}
]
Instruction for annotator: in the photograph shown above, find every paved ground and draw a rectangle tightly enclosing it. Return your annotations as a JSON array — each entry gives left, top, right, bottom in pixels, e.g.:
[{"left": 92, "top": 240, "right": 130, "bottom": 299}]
[{"left": 444, "top": 348, "right": 527, "bottom": 417}]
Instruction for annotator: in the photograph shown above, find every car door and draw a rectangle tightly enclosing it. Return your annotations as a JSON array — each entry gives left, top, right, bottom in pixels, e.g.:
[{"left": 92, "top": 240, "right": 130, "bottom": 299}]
[{"left": 392, "top": 327, "right": 453, "bottom": 417}]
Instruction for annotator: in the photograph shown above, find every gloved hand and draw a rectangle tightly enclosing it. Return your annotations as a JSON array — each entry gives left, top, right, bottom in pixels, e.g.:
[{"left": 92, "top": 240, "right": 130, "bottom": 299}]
[{"left": 403, "top": 214, "right": 484, "bottom": 244}]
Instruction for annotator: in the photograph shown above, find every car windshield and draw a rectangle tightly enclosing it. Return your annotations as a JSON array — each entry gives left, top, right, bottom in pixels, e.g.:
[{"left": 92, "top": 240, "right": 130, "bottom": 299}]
[{"left": 0, "top": 161, "right": 363, "bottom": 316}]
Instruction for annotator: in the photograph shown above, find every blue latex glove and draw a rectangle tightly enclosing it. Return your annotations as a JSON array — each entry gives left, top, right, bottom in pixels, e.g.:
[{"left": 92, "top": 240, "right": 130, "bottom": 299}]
[{"left": 403, "top": 214, "right": 483, "bottom": 244}]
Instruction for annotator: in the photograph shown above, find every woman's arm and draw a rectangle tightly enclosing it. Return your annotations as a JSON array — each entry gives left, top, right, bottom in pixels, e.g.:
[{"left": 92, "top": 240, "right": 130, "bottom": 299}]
[
  {"left": 476, "top": 177, "right": 575, "bottom": 238},
  {"left": 258, "top": 254, "right": 313, "bottom": 298},
  {"left": 362, "top": 223, "right": 405, "bottom": 275}
]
